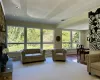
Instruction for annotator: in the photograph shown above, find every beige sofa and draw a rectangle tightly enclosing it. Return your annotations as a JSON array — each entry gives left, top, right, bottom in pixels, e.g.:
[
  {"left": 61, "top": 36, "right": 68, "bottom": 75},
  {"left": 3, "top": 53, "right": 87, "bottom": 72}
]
[
  {"left": 21, "top": 49, "right": 45, "bottom": 63},
  {"left": 87, "top": 53, "right": 100, "bottom": 76},
  {"left": 52, "top": 49, "right": 67, "bottom": 61}
]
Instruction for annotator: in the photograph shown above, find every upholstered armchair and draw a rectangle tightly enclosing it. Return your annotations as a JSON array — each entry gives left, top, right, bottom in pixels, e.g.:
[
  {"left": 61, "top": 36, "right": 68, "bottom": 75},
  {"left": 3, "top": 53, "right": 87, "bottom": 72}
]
[
  {"left": 21, "top": 49, "right": 45, "bottom": 63},
  {"left": 52, "top": 49, "right": 67, "bottom": 61},
  {"left": 87, "top": 53, "right": 100, "bottom": 76}
]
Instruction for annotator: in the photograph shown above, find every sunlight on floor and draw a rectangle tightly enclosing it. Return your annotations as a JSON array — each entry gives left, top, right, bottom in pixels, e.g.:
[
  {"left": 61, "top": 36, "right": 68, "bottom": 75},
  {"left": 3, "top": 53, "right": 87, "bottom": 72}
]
[{"left": 72, "top": 59, "right": 77, "bottom": 62}]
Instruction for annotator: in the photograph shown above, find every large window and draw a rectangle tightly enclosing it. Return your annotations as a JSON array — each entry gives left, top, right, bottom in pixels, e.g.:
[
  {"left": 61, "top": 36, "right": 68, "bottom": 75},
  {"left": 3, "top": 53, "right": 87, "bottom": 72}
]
[
  {"left": 62, "top": 31, "right": 71, "bottom": 49},
  {"left": 7, "top": 26, "right": 24, "bottom": 52},
  {"left": 62, "top": 30, "right": 79, "bottom": 49},
  {"left": 7, "top": 26, "right": 54, "bottom": 52},
  {"left": 27, "top": 28, "right": 40, "bottom": 49},
  {"left": 43, "top": 29, "right": 54, "bottom": 49},
  {"left": 72, "top": 31, "right": 79, "bottom": 48}
]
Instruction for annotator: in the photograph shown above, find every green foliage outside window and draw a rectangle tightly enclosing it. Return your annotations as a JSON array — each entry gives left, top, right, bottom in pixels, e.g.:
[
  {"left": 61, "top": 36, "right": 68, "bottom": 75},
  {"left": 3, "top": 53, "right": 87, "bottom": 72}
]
[
  {"left": 43, "top": 44, "right": 53, "bottom": 49},
  {"left": 8, "top": 26, "right": 24, "bottom": 52},
  {"left": 62, "top": 43, "right": 71, "bottom": 49},
  {"left": 43, "top": 29, "right": 54, "bottom": 42},
  {"left": 7, "top": 27, "right": 54, "bottom": 51},
  {"left": 62, "top": 31, "right": 70, "bottom": 42},
  {"left": 8, "top": 44, "right": 24, "bottom": 52},
  {"left": 27, "top": 44, "right": 40, "bottom": 49},
  {"left": 7, "top": 26, "right": 79, "bottom": 51},
  {"left": 72, "top": 31, "right": 79, "bottom": 43},
  {"left": 8, "top": 26, "right": 24, "bottom": 43},
  {"left": 62, "top": 31, "right": 79, "bottom": 49},
  {"left": 27, "top": 28, "right": 40, "bottom": 42}
]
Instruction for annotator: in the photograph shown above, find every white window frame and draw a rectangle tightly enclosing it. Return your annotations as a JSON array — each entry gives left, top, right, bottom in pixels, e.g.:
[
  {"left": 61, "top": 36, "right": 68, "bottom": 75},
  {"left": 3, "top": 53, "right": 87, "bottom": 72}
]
[
  {"left": 62, "top": 30, "right": 71, "bottom": 49},
  {"left": 42, "top": 29, "right": 54, "bottom": 49},
  {"left": 72, "top": 30, "right": 80, "bottom": 48},
  {"left": 26, "top": 27, "right": 41, "bottom": 49},
  {"left": 62, "top": 30, "right": 80, "bottom": 49},
  {"left": 7, "top": 26, "right": 55, "bottom": 52},
  {"left": 7, "top": 26, "right": 25, "bottom": 51}
]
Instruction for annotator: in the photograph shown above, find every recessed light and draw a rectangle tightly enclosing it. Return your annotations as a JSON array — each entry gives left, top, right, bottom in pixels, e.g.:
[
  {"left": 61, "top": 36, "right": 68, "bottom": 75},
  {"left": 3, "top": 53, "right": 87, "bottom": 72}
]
[
  {"left": 61, "top": 19, "right": 65, "bottom": 21},
  {"left": 16, "top": 6, "right": 19, "bottom": 9}
]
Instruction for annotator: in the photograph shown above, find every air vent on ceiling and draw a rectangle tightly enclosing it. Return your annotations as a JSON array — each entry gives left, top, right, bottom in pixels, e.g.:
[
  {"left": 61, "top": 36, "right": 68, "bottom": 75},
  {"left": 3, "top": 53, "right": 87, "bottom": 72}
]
[{"left": 61, "top": 19, "right": 65, "bottom": 21}]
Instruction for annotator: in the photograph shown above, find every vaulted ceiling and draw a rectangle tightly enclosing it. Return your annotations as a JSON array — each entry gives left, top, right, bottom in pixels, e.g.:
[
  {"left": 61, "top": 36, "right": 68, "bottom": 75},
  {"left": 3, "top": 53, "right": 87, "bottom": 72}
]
[{"left": 2, "top": 0, "right": 100, "bottom": 30}]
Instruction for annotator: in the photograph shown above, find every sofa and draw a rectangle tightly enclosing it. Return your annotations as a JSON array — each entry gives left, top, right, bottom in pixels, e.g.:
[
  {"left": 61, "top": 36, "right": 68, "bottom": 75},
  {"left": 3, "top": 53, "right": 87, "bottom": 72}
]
[
  {"left": 52, "top": 49, "right": 67, "bottom": 61},
  {"left": 87, "top": 53, "right": 100, "bottom": 76},
  {"left": 21, "top": 49, "right": 45, "bottom": 63}
]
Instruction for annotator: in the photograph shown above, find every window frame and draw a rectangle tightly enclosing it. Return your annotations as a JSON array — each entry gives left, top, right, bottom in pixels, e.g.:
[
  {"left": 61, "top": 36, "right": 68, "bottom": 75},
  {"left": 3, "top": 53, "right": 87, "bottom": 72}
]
[
  {"left": 7, "top": 26, "right": 25, "bottom": 52},
  {"left": 7, "top": 26, "right": 55, "bottom": 52},
  {"left": 42, "top": 29, "right": 54, "bottom": 50},
  {"left": 72, "top": 30, "right": 80, "bottom": 48},
  {"left": 26, "top": 27, "right": 41, "bottom": 49},
  {"left": 62, "top": 30, "right": 80, "bottom": 49}
]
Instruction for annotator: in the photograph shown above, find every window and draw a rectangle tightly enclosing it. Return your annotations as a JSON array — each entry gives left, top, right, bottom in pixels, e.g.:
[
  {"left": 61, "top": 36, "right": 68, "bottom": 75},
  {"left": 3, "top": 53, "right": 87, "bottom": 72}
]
[
  {"left": 27, "top": 44, "right": 40, "bottom": 49},
  {"left": 62, "top": 31, "right": 70, "bottom": 42},
  {"left": 62, "top": 31, "right": 71, "bottom": 49},
  {"left": 43, "top": 29, "right": 54, "bottom": 49},
  {"left": 7, "top": 26, "right": 24, "bottom": 52},
  {"left": 27, "top": 28, "right": 40, "bottom": 49},
  {"left": 8, "top": 44, "right": 24, "bottom": 52},
  {"left": 7, "top": 26, "right": 55, "bottom": 52},
  {"left": 72, "top": 31, "right": 79, "bottom": 48},
  {"left": 62, "top": 43, "right": 71, "bottom": 49},
  {"left": 62, "top": 30, "right": 79, "bottom": 49}
]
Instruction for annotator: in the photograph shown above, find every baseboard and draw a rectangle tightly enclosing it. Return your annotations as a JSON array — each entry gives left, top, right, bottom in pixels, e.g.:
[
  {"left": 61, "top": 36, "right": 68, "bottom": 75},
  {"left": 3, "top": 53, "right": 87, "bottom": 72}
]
[{"left": 67, "top": 54, "right": 77, "bottom": 56}]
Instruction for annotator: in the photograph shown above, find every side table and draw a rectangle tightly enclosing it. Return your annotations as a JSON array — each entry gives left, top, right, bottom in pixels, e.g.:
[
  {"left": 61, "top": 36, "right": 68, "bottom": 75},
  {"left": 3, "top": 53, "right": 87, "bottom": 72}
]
[{"left": 0, "top": 58, "right": 13, "bottom": 80}]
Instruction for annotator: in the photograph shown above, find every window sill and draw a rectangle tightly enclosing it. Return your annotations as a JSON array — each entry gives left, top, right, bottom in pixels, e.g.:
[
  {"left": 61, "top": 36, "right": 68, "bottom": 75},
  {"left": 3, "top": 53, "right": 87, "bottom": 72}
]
[{"left": 8, "top": 51, "right": 21, "bottom": 54}]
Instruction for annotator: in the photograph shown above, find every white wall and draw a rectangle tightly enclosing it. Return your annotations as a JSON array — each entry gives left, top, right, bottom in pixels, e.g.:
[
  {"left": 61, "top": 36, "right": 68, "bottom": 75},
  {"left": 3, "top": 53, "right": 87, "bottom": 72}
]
[
  {"left": 84, "top": 30, "right": 89, "bottom": 48},
  {"left": 54, "top": 28, "right": 62, "bottom": 49},
  {"left": 80, "top": 30, "right": 89, "bottom": 48}
]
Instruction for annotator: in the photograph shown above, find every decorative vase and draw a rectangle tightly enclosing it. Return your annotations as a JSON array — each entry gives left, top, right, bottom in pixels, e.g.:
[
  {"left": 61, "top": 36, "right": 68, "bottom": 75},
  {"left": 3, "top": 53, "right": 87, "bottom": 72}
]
[
  {"left": 2, "top": 54, "right": 8, "bottom": 65},
  {"left": 1, "top": 54, "right": 9, "bottom": 72}
]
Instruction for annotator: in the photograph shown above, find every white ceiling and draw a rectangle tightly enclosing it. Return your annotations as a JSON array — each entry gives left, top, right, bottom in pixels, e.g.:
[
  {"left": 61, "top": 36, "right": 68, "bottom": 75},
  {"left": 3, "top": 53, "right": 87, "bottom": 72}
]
[{"left": 2, "top": 0, "right": 100, "bottom": 29}]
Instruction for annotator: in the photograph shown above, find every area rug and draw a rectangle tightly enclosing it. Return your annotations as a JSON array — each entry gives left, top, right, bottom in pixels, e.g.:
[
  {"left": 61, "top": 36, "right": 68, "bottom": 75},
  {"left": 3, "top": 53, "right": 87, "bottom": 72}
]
[{"left": 13, "top": 58, "right": 99, "bottom": 80}]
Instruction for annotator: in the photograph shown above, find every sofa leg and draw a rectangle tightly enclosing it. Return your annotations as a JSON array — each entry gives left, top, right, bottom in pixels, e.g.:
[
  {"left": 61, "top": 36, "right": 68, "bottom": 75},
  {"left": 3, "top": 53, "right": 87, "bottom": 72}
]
[{"left": 89, "top": 72, "right": 91, "bottom": 75}]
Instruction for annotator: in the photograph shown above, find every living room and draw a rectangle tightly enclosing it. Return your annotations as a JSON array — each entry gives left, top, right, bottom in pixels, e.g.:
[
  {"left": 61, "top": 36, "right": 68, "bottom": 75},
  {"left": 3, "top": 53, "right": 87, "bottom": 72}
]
[{"left": 0, "top": 0, "right": 100, "bottom": 80}]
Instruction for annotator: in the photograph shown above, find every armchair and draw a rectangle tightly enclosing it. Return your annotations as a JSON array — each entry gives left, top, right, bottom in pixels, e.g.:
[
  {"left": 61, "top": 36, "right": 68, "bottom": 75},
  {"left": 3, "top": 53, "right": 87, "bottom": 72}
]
[
  {"left": 87, "top": 53, "right": 100, "bottom": 76},
  {"left": 52, "top": 49, "right": 67, "bottom": 61}
]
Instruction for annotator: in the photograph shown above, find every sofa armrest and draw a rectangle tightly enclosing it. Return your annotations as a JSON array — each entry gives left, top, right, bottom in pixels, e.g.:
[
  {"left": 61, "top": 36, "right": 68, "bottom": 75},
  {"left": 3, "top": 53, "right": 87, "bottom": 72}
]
[
  {"left": 87, "top": 53, "right": 100, "bottom": 63},
  {"left": 87, "top": 53, "right": 100, "bottom": 72},
  {"left": 52, "top": 50, "right": 56, "bottom": 56},
  {"left": 63, "top": 49, "right": 67, "bottom": 56},
  {"left": 40, "top": 50, "right": 45, "bottom": 56},
  {"left": 21, "top": 50, "right": 25, "bottom": 57}
]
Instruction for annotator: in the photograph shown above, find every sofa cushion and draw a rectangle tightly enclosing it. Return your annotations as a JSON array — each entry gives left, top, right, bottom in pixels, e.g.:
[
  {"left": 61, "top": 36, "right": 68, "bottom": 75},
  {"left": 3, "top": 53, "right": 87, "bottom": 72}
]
[
  {"left": 91, "top": 62, "right": 100, "bottom": 71},
  {"left": 56, "top": 53, "right": 63, "bottom": 55},
  {"left": 25, "top": 53, "right": 42, "bottom": 57}
]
